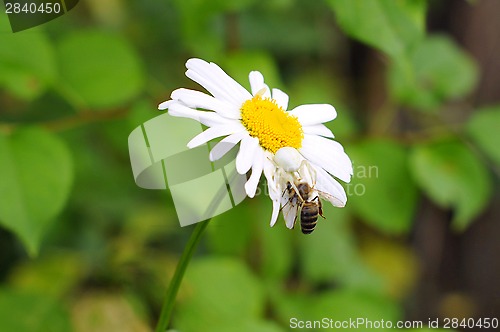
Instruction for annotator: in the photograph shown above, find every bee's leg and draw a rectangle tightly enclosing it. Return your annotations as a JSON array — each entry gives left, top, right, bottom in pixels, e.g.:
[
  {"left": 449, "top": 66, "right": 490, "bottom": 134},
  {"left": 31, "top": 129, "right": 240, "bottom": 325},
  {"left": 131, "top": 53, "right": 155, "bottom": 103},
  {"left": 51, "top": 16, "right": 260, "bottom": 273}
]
[
  {"left": 281, "top": 182, "right": 289, "bottom": 197},
  {"left": 276, "top": 167, "right": 304, "bottom": 203},
  {"left": 313, "top": 196, "right": 326, "bottom": 219},
  {"left": 279, "top": 200, "right": 289, "bottom": 212},
  {"left": 277, "top": 169, "right": 292, "bottom": 196}
]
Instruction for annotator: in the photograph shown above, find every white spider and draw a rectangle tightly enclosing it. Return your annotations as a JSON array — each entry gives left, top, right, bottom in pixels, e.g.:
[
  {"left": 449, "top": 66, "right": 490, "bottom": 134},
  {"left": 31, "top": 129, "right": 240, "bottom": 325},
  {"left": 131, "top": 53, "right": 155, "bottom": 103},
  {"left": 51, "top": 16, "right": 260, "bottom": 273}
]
[{"left": 272, "top": 147, "right": 316, "bottom": 197}]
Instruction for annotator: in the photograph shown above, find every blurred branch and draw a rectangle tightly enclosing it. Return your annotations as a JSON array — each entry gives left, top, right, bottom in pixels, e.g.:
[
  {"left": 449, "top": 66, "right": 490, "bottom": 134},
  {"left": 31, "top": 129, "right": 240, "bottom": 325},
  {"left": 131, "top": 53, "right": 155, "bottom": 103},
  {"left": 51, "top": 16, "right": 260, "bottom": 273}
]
[
  {"left": 42, "top": 108, "right": 129, "bottom": 131},
  {"left": 368, "top": 101, "right": 398, "bottom": 135},
  {"left": 225, "top": 12, "right": 240, "bottom": 52},
  {"left": 400, "top": 122, "right": 462, "bottom": 144},
  {"left": 0, "top": 108, "right": 129, "bottom": 134}
]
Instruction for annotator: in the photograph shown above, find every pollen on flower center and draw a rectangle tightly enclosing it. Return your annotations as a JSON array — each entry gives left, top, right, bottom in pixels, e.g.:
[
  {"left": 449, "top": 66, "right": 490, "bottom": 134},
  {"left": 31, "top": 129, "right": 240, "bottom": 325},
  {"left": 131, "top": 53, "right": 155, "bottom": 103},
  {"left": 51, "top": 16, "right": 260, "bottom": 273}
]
[{"left": 240, "top": 95, "right": 303, "bottom": 153}]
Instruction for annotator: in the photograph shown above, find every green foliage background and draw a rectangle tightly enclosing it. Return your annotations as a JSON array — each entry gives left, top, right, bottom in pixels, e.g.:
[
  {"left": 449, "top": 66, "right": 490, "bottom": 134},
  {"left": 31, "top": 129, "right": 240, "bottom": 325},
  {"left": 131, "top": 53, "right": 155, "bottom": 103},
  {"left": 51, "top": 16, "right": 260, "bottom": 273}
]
[{"left": 0, "top": 0, "right": 499, "bottom": 331}]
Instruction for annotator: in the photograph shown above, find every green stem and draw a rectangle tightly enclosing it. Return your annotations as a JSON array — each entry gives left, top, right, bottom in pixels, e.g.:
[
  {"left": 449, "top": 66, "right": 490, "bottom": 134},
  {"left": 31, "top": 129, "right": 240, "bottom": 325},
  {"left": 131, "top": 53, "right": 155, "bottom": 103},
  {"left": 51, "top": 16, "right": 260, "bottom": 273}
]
[{"left": 155, "top": 219, "right": 210, "bottom": 332}]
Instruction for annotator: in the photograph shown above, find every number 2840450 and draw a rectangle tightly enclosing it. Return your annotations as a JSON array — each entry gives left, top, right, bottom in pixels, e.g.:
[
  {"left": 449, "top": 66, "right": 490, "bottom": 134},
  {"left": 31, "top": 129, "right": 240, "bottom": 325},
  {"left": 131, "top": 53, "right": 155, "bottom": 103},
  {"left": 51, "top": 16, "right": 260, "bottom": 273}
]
[{"left": 5, "top": 2, "right": 62, "bottom": 14}]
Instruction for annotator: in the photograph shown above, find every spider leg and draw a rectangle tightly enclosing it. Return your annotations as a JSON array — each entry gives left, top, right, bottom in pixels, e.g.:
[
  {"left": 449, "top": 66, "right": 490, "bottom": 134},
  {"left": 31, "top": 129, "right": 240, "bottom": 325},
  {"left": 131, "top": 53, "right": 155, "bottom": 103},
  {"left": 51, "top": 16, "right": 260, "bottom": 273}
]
[
  {"left": 312, "top": 196, "right": 325, "bottom": 219},
  {"left": 297, "top": 160, "right": 315, "bottom": 186}
]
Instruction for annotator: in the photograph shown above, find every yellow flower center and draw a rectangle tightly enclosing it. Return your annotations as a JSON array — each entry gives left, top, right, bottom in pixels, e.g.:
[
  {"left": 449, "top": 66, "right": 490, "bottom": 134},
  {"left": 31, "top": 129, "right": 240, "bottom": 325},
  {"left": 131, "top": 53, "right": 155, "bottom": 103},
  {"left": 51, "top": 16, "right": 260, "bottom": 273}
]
[{"left": 240, "top": 95, "right": 303, "bottom": 153}]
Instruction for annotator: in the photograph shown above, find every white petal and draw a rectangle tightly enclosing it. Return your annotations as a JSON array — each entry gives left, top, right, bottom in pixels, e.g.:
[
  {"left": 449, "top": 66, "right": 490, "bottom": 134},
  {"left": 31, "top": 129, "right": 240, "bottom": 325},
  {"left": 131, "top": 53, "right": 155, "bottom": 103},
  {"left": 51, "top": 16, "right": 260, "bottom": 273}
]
[
  {"left": 209, "top": 132, "right": 247, "bottom": 161},
  {"left": 263, "top": 156, "right": 279, "bottom": 195},
  {"left": 171, "top": 88, "right": 240, "bottom": 119},
  {"left": 168, "top": 103, "right": 232, "bottom": 127},
  {"left": 158, "top": 100, "right": 174, "bottom": 110},
  {"left": 186, "top": 59, "right": 251, "bottom": 106},
  {"left": 208, "top": 61, "right": 252, "bottom": 101},
  {"left": 282, "top": 201, "right": 298, "bottom": 229},
  {"left": 263, "top": 157, "right": 281, "bottom": 228},
  {"left": 248, "top": 71, "right": 271, "bottom": 98},
  {"left": 289, "top": 104, "right": 337, "bottom": 126},
  {"left": 187, "top": 122, "right": 245, "bottom": 148},
  {"left": 303, "top": 124, "right": 335, "bottom": 138},
  {"left": 236, "top": 136, "right": 260, "bottom": 174},
  {"left": 185, "top": 69, "right": 230, "bottom": 103},
  {"left": 244, "top": 149, "right": 265, "bottom": 198},
  {"left": 313, "top": 163, "right": 347, "bottom": 207},
  {"left": 299, "top": 134, "right": 353, "bottom": 183},
  {"left": 272, "top": 88, "right": 289, "bottom": 110},
  {"left": 269, "top": 199, "right": 280, "bottom": 227}
]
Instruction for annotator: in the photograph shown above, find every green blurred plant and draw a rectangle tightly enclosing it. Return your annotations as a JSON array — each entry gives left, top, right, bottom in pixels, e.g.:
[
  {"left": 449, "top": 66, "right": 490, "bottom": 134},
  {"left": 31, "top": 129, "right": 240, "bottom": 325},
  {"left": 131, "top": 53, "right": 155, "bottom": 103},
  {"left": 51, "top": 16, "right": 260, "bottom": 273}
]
[{"left": 0, "top": 0, "right": 497, "bottom": 331}]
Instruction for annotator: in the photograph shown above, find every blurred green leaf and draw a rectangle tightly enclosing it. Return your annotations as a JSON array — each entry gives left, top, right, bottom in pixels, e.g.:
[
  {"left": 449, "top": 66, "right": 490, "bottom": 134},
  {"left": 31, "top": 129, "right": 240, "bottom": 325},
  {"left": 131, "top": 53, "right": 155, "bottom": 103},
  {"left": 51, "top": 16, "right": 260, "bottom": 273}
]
[
  {"left": 297, "top": 206, "right": 383, "bottom": 292},
  {"left": 71, "top": 292, "right": 150, "bottom": 332},
  {"left": 174, "top": 257, "right": 264, "bottom": 332},
  {"left": 0, "top": 31, "right": 56, "bottom": 99},
  {"left": 271, "top": 292, "right": 316, "bottom": 326},
  {"left": 56, "top": 30, "right": 144, "bottom": 109},
  {"left": 207, "top": 201, "right": 253, "bottom": 256},
  {"left": 467, "top": 105, "right": 500, "bottom": 167},
  {"left": 0, "top": 288, "right": 72, "bottom": 332},
  {"left": 409, "top": 140, "right": 492, "bottom": 231},
  {"left": 327, "top": 0, "right": 425, "bottom": 58},
  {"left": 288, "top": 70, "right": 344, "bottom": 108},
  {"left": 234, "top": 321, "right": 286, "bottom": 332},
  {"left": 0, "top": 127, "right": 73, "bottom": 255},
  {"left": 348, "top": 140, "right": 418, "bottom": 234},
  {"left": 211, "top": 0, "right": 257, "bottom": 12},
  {"left": 176, "top": 320, "right": 286, "bottom": 332},
  {"left": 0, "top": 10, "right": 10, "bottom": 32},
  {"left": 222, "top": 51, "right": 283, "bottom": 92},
  {"left": 274, "top": 290, "right": 401, "bottom": 331},
  {"left": 251, "top": 195, "right": 294, "bottom": 281},
  {"left": 122, "top": 204, "right": 178, "bottom": 247},
  {"left": 360, "top": 237, "right": 419, "bottom": 300},
  {"left": 240, "top": 2, "right": 339, "bottom": 57},
  {"left": 99, "top": 100, "right": 159, "bottom": 158},
  {"left": 61, "top": 125, "right": 140, "bottom": 224},
  {"left": 173, "top": 0, "right": 255, "bottom": 19},
  {"left": 8, "top": 251, "right": 84, "bottom": 298},
  {"left": 398, "top": 0, "right": 428, "bottom": 32},
  {"left": 297, "top": 208, "right": 354, "bottom": 283},
  {"left": 172, "top": 0, "right": 255, "bottom": 58},
  {"left": 288, "top": 70, "right": 358, "bottom": 139},
  {"left": 312, "top": 290, "right": 401, "bottom": 331},
  {"left": 389, "top": 35, "right": 478, "bottom": 111}
]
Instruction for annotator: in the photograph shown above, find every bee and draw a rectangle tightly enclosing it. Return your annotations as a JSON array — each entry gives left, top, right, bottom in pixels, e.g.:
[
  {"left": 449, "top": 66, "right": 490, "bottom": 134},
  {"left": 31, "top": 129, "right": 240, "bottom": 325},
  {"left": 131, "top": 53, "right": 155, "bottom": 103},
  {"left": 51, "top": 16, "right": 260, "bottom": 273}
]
[
  {"left": 272, "top": 148, "right": 345, "bottom": 233},
  {"left": 283, "top": 181, "right": 325, "bottom": 234}
]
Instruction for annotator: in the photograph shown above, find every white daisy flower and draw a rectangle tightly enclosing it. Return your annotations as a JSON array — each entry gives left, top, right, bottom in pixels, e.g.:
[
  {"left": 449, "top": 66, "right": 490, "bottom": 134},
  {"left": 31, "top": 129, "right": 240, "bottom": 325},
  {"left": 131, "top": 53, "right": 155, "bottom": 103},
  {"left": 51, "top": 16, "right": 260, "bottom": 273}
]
[{"left": 159, "top": 58, "right": 352, "bottom": 229}]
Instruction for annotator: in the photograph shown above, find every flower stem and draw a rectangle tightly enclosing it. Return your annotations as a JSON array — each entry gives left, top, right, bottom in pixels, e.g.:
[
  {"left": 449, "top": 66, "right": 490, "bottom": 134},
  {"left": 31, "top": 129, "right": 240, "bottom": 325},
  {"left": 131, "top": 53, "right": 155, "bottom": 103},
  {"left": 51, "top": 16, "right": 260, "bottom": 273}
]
[{"left": 155, "top": 219, "right": 210, "bottom": 332}]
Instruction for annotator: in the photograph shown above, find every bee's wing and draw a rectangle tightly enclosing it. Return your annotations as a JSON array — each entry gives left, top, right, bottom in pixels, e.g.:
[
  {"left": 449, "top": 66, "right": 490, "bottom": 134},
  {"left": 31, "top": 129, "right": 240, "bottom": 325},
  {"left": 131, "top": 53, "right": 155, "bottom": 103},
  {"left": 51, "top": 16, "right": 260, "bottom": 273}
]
[
  {"left": 282, "top": 203, "right": 299, "bottom": 229},
  {"left": 280, "top": 192, "right": 299, "bottom": 229},
  {"left": 316, "top": 189, "right": 345, "bottom": 208},
  {"left": 313, "top": 165, "right": 347, "bottom": 207}
]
